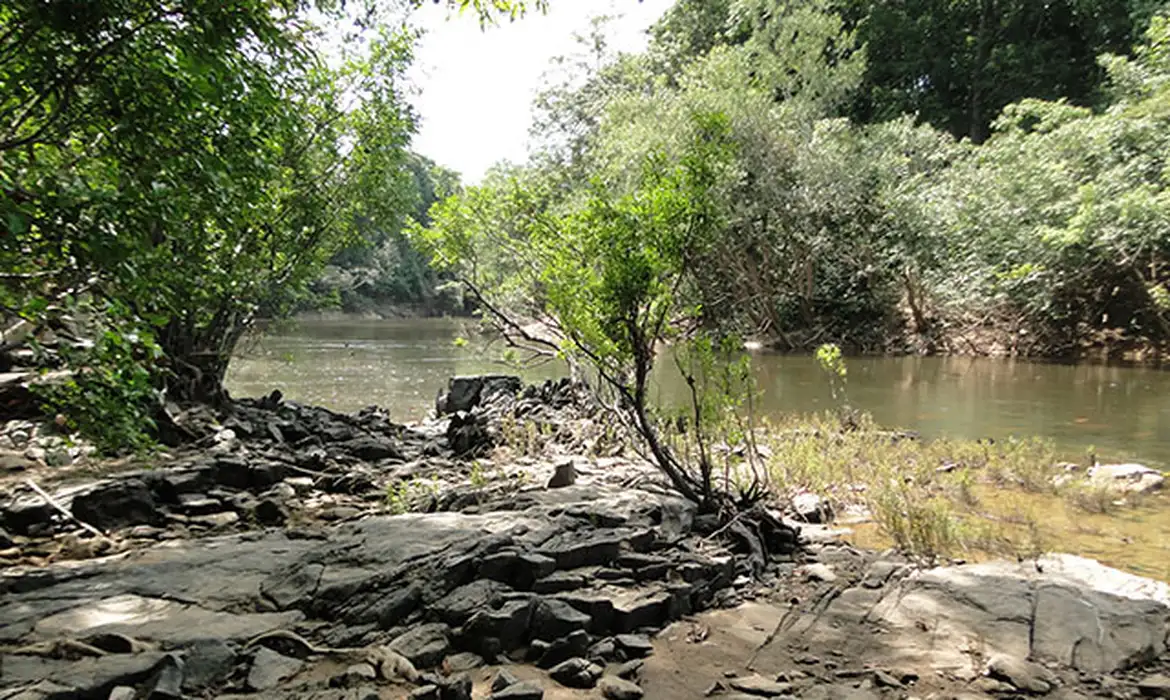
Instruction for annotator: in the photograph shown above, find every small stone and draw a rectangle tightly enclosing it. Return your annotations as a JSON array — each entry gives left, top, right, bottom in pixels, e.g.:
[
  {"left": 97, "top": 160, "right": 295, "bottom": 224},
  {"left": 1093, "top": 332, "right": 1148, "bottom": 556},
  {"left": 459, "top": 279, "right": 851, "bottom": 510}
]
[
  {"left": 0, "top": 452, "right": 33, "bottom": 472},
  {"left": 45, "top": 448, "right": 72, "bottom": 467},
  {"left": 791, "top": 491, "right": 832, "bottom": 523},
  {"left": 181, "top": 638, "right": 237, "bottom": 691},
  {"left": 247, "top": 647, "right": 304, "bottom": 690},
  {"left": 547, "top": 460, "right": 577, "bottom": 488},
  {"left": 549, "top": 657, "right": 602, "bottom": 689},
  {"left": 109, "top": 687, "right": 136, "bottom": 700},
  {"left": 527, "top": 639, "right": 550, "bottom": 662},
  {"left": 1138, "top": 674, "right": 1170, "bottom": 698},
  {"left": 410, "top": 686, "right": 441, "bottom": 700},
  {"left": 263, "top": 482, "right": 297, "bottom": 501},
  {"left": 177, "top": 492, "right": 221, "bottom": 512},
  {"left": 332, "top": 663, "right": 377, "bottom": 687},
  {"left": 729, "top": 674, "right": 792, "bottom": 697},
  {"left": 614, "top": 633, "right": 653, "bottom": 659},
  {"left": 599, "top": 675, "right": 644, "bottom": 700},
  {"left": 388, "top": 623, "right": 452, "bottom": 668},
  {"left": 800, "top": 563, "right": 838, "bottom": 583},
  {"left": 973, "top": 677, "right": 1018, "bottom": 694},
  {"left": 190, "top": 511, "right": 239, "bottom": 529},
  {"left": 285, "top": 476, "right": 315, "bottom": 495},
  {"left": 492, "top": 668, "right": 520, "bottom": 692},
  {"left": 147, "top": 654, "right": 184, "bottom": 699},
  {"left": 439, "top": 672, "right": 472, "bottom": 700},
  {"left": 987, "top": 654, "right": 1057, "bottom": 694},
  {"left": 536, "top": 630, "right": 590, "bottom": 669},
  {"left": 489, "top": 681, "right": 545, "bottom": 700},
  {"left": 615, "top": 659, "right": 644, "bottom": 680},
  {"left": 443, "top": 652, "right": 484, "bottom": 672},
  {"left": 126, "top": 525, "right": 166, "bottom": 539},
  {"left": 24, "top": 446, "right": 46, "bottom": 461},
  {"left": 873, "top": 670, "right": 903, "bottom": 688},
  {"left": 533, "top": 570, "right": 589, "bottom": 594},
  {"left": 252, "top": 498, "right": 288, "bottom": 526},
  {"left": 587, "top": 638, "right": 617, "bottom": 663}
]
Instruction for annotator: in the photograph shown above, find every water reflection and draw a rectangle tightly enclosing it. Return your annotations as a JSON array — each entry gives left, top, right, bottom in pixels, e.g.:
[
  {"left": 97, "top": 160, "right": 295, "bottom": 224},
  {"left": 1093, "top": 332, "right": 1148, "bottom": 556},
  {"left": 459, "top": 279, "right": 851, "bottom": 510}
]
[{"left": 226, "top": 318, "right": 1170, "bottom": 468}]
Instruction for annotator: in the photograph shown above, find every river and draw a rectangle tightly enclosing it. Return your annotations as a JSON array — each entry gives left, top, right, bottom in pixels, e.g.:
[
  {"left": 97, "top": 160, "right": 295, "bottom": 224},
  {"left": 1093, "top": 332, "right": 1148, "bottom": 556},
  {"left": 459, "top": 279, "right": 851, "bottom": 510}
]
[{"left": 225, "top": 317, "right": 1170, "bottom": 468}]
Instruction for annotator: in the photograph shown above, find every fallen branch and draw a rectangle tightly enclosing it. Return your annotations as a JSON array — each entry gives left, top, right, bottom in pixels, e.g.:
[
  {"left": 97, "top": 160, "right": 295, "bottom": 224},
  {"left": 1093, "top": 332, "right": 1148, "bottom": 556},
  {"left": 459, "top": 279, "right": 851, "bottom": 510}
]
[{"left": 23, "top": 478, "right": 106, "bottom": 539}]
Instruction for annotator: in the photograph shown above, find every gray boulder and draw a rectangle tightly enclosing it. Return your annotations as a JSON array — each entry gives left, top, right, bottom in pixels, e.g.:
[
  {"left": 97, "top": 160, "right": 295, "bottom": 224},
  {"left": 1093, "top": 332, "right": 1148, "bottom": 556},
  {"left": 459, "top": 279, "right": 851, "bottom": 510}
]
[
  {"left": 1138, "top": 674, "right": 1170, "bottom": 698},
  {"left": 986, "top": 654, "right": 1057, "bottom": 694},
  {"left": 437, "top": 375, "right": 522, "bottom": 415},
  {"left": 72, "top": 479, "right": 163, "bottom": 531},
  {"left": 388, "top": 623, "right": 452, "bottom": 668},
  {"left": 247, "top": 647, "right": 303, "bottom": 691},
  {"left": 548, "top": 657, "right": 602, "bottom": 689},
  {"left": 180, "top": 638, "right": 237, "bottom": 691},
  {"left": 492, "top": 668, "right": 520, "bottom": 692}
]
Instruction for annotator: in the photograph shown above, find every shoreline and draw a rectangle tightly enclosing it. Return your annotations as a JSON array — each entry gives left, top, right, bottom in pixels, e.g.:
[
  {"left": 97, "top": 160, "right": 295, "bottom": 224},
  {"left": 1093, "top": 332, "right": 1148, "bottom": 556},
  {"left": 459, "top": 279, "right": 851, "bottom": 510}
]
[{"left": 1, "top": 376, "right": 1168, "bottom": 698}]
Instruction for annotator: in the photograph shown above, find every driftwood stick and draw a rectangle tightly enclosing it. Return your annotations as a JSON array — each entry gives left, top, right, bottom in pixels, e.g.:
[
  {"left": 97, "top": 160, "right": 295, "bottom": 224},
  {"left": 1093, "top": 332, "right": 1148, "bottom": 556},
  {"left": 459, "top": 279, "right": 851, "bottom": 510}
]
[{"left": 23, "top": 478, "right": 106, "bottom": 539}]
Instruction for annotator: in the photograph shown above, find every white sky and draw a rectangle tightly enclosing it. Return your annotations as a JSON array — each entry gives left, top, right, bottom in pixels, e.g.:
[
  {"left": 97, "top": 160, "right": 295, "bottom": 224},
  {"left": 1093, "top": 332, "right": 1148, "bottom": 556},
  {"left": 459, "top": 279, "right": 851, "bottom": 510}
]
[{"left": 407, "top": 0, "right": 673, "bottom": 183}]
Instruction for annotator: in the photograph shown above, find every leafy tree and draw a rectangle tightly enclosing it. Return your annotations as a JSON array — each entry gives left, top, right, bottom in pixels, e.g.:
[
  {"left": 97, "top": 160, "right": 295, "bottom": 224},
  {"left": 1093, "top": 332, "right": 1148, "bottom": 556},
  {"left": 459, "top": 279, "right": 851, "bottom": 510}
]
[
  {"left": 928, "top": 12, "right": 1170, "bottom": 352},
  {"left": 838, "top": 0, "right": 1161, "bottom": 141},
  {"left": 421, "top": 113, "right": 771, "bottom": 512},
  {"left": 1, "top": 1, "right": 418, "bottom": 451},
  {"left": 318, "top": 153, "right": 464, "bottom": 313}
]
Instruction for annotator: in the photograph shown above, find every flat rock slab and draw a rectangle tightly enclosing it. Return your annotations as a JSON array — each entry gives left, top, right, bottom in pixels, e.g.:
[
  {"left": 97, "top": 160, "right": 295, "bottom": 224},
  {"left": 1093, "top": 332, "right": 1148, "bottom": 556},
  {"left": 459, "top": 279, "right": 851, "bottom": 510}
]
[
  {"left": 1, "top": 651, "right": 169, "bottom": 696},
  {"left": 33, "top": 593, "right": 301, "bottom": 645},
  {"left": 785, "top": 553, "right": 1170, "bottom": 676}
]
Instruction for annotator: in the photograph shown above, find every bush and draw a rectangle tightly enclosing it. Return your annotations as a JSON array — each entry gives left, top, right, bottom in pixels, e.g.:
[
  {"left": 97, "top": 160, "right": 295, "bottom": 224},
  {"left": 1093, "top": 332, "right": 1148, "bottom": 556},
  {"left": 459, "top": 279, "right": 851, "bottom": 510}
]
[{"left": 32, "top": 315, "right": 163, "bottom": 455}]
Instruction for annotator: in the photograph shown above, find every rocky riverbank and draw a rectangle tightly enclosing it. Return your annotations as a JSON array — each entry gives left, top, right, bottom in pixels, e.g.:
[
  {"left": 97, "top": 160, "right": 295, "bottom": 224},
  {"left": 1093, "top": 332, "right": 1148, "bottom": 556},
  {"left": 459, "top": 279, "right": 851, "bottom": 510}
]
[{"left": 1, "top": 377, "right": 1169, "bottom": 700}]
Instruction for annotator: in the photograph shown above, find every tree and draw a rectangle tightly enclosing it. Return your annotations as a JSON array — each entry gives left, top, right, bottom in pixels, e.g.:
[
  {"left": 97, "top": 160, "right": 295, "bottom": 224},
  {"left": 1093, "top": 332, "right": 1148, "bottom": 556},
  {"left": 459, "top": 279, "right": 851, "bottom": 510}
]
[
  {"left": 421, "top": 113, "right": 774, "bottom": 513},
  {"left": 927, "top": 12, "right": 1170, "bottom": 352},
  {"left": 0, "top": 0, "right": 419, "bottom": 455},
  {"left": 320, "top": 153, "right": 463, "bottom": 313},
  {"left": 838, "top": 0, "right": 1161, "bottom": 141}
]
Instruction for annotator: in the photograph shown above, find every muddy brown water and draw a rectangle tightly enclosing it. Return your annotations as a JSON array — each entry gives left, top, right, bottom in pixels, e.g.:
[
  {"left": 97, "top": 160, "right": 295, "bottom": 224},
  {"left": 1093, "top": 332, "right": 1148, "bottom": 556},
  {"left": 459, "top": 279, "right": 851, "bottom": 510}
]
[{"left": 226, "top": 317, "right": 1169, "bottom": 468}]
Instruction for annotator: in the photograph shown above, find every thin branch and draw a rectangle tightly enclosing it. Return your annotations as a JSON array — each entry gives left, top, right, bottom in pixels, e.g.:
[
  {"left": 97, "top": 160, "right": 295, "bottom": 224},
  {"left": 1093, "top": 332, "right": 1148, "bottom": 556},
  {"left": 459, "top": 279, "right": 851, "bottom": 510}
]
[{"left": 23, "top": 479, "right": 107, "bottom": 539}]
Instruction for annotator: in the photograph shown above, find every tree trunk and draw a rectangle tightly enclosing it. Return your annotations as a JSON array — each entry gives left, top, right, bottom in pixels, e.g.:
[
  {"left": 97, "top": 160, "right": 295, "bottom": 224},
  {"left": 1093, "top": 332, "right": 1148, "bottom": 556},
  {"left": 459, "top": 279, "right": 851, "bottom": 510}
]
[
  {"left": 969, "top": 0, "right": 995, "bottom": 143},
  {"left": 159, "top": 314, "right": 249, "bottom": 405}
]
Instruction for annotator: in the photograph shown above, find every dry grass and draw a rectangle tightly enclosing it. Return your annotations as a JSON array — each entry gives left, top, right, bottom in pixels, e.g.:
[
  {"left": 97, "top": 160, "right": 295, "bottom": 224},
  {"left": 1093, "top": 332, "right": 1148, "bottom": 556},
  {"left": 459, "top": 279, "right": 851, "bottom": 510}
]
[{"left": 756, "top": 411, "right": 1081, "bottom": 563}]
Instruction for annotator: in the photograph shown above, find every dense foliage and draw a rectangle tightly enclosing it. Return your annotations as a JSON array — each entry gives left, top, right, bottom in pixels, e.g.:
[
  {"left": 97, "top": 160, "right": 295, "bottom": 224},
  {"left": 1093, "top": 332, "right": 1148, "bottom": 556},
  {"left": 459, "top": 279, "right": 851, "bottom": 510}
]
[
  {"left": 0, "top": 0, "right": 543, "bottom": 449},
  {"left": 307, "top": 153, "right": 467, "bottom": 315},
  {"left": 422, "top": 0, "right": 1170, "bottom": 359}
]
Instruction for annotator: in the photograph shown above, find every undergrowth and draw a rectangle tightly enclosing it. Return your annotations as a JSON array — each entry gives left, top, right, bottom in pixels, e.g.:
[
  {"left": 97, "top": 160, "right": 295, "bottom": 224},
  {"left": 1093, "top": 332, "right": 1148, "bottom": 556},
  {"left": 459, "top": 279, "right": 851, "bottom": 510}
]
[{"left": 755, "top": 411, "right": 1110, "bottom": 563}]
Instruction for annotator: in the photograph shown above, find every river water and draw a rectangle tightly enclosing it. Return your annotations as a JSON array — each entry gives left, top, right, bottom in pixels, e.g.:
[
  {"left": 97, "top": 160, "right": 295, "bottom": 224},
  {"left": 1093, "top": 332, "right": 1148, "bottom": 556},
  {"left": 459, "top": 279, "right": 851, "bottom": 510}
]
[{"left": 225, "top": 317, "right": 1170, "bottom": 468}]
